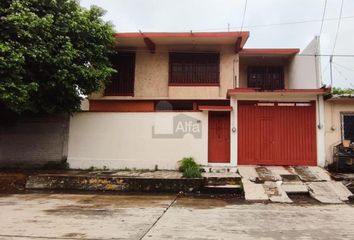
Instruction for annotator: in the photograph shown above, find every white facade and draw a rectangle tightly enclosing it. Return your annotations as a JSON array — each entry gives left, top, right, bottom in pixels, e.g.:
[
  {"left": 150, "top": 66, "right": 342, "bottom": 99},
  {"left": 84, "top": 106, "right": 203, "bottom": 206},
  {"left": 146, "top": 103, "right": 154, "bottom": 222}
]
[{"left": 68, "top": 112, "right": 208, "bottom": 170}]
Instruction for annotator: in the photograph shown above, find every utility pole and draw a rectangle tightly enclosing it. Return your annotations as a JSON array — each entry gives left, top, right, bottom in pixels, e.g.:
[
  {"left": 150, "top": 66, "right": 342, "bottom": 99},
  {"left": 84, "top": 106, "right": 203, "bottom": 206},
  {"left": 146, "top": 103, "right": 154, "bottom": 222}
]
[{"left": 329, "top": 55, "right": 333, "bottom": 92}]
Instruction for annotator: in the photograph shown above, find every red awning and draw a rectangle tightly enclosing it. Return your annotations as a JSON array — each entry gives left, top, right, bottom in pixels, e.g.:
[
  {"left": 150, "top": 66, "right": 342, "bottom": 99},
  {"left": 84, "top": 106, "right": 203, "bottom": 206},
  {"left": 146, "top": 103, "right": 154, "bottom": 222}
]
[
  {"left": 227, "top": 88, "right": 330, "bottom": 97},
  {"left": 198, "top": 105, "right": 232, "bottom": 111},
  {"left": 239, "top": 48, "right": 300, "bottom": 56}
]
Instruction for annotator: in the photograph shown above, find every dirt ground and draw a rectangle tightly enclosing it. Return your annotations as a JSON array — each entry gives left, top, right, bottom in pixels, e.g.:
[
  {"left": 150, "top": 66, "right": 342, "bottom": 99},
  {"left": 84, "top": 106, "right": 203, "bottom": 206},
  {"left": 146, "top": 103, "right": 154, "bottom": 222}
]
[{"left": 0, "top": 193, "right": 353, "bottom": 240}]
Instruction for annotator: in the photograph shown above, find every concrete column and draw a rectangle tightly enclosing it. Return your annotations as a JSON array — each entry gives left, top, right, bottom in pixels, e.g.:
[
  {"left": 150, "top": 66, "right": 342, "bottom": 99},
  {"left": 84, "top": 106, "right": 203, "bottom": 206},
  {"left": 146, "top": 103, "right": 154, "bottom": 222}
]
[
  {"left": 230, "top": 97, "right": 238, "bottom": 166},
  {"left": 317, "top": 95, "right": 326, "bottom": 167}
]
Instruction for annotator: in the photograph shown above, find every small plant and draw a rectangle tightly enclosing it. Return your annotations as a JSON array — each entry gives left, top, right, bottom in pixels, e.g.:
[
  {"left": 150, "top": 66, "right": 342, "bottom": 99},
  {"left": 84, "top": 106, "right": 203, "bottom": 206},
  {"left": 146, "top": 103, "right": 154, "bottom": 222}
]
[{"left": 178, "top": 157, "right": 202, "bottom": 178}]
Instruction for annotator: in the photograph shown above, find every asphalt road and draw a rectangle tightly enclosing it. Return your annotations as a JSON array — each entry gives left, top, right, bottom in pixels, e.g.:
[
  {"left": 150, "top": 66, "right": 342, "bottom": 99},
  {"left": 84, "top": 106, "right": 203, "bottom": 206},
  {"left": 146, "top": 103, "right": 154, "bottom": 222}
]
[{"left": 0, "top": 193, "right": 353, "bottom": 240}]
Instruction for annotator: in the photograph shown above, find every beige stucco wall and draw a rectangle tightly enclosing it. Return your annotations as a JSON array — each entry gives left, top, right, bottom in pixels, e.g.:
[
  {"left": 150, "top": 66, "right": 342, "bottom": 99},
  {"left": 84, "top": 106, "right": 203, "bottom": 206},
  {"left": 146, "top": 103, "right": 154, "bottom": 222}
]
[
  {"left": 90, "top": 45, "right": 237, "bottom": 100},
  {"left": 324, "top": 100, "right": 354, "bottom": 165},
  {"left": 134, "top": 47, "right": 169, "bottom": 97},
  {"left": 67, "top": 112, "right": 208, "bottom": 170}
]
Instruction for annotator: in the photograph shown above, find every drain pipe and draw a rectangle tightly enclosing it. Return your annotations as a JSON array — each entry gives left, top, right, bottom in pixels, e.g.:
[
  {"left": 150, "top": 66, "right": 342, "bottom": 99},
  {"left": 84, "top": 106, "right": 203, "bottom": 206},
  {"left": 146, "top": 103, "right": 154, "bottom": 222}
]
[{"left": 317, "top": 95, "right": 323, "bottom": 129}]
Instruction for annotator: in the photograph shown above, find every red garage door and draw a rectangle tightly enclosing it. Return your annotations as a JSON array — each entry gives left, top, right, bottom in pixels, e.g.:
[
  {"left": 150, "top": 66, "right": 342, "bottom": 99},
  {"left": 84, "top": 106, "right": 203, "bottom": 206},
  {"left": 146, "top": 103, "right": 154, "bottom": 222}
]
[{"left": 238, "top": 101, "right": 317, "bottom": 165}]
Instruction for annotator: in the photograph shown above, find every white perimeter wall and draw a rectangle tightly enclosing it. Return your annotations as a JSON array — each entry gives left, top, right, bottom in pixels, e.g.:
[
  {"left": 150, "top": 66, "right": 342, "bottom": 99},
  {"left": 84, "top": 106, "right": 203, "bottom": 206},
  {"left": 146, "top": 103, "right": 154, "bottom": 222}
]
[{"left": 68, "top": 112, "right": 208, "bottom": 170}]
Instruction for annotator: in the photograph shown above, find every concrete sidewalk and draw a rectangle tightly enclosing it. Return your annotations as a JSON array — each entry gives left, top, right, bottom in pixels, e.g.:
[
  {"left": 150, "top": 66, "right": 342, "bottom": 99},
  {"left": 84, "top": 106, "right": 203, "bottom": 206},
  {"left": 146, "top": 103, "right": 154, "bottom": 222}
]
[
  {"left": 1, "top": 166, "right": 353, "bottom": 204},
  {"left": 0, "top": 193, "right": 353, "bottom": 240},
  {"left": 238, "top": 166, "right": 353, "bottom": 203}
]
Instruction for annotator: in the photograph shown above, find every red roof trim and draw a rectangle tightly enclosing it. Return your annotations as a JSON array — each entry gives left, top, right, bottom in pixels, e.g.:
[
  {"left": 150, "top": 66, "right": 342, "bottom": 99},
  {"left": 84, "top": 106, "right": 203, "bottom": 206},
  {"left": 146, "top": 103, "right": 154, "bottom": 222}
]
[
  {"left": 239, "top": 48, "right": 300, "bottom": 55},
  {"left": 198, "top": 105, "right": 232, "bottom": 111},
  {"left": 227, "top": 88, "right": 330, "bottom": 97},
  {"left": 115, "top": 31, "right": 249, "bottom": 39}
]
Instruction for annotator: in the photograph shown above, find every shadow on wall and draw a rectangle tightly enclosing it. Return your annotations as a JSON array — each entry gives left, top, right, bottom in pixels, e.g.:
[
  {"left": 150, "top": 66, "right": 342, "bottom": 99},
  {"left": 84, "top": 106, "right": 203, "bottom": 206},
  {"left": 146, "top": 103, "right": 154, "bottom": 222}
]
[{"left": 0, "top": 113, "right": 69, "bottom": 169}]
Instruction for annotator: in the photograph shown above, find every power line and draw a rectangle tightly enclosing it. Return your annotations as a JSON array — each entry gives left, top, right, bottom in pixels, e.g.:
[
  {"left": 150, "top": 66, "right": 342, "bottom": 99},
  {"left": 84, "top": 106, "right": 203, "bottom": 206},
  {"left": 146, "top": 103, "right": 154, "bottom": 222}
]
[
  {"left": 332, "top": 0, "right": 344, "bottom": 55},
  {"left": 240, "top": 0, "right": 248, "bottom": 32},
  {"left": 333, "top": 62, "right": 354, "bottom": 73},
  {"left": 332, "top": 65, "right": 354, "bottom": 88},
  {"left": 319, "top": 0, "right": 328, "bottom": 36},
  {"left": 192, "top": 15, "right": 354, "bottom": 32}
]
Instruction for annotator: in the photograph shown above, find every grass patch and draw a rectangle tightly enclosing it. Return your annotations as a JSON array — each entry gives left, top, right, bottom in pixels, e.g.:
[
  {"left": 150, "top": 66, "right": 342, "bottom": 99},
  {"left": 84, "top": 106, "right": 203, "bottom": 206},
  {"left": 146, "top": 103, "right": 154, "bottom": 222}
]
[{"left": 178, "top": 157, "right": 202, "bottom": 178}]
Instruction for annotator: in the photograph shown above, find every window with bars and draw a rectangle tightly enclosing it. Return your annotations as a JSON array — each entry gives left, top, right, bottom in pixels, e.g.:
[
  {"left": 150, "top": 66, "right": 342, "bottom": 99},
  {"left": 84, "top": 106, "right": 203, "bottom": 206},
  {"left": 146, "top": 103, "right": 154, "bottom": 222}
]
[
  {"left": 247, "top": 66, "right": 284, "bottom": 90},
  {"left": 169, "top": 53, "right": 220, "bottom": 85},
  {"left": 342, "top": 113, "right": 354, "bottom": 143},
  {"left": 105, "top": 52, "right": 135, "bottom": 96}
]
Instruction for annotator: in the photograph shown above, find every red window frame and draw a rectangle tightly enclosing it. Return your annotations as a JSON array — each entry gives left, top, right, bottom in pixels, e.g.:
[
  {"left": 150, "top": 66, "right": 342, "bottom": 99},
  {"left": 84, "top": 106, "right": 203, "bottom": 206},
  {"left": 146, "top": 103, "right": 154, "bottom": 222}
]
[
  {"left": 247, "top": 66, "right": 284, "bottom": 90},
  {"left": 169, "top": 52, "right": 220, "bottom": 86}
]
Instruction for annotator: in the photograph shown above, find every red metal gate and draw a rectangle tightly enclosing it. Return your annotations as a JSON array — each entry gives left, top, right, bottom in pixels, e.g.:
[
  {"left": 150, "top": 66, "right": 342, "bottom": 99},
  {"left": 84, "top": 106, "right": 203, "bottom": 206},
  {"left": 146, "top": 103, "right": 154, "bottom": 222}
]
[
  {"left": 208, "top": 112, "right": 230, "bottom": 163},
  {"left": 238, "top": 101, "right": 317, "bottom": 165}
]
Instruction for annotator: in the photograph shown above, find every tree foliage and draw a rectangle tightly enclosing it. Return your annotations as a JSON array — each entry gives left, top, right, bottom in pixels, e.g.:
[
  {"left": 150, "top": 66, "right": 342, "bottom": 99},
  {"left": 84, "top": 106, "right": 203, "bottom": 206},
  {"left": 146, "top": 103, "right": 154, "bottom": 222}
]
[{"left": 0, "top": 0, "right": 116, "bottom": 113}]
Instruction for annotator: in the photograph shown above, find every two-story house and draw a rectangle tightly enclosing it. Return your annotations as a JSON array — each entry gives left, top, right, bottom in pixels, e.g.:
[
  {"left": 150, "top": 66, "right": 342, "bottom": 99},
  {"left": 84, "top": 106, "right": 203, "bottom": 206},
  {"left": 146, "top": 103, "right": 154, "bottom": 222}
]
[{"left": 67, "top": 31, "right": 328, "bottom": 170}]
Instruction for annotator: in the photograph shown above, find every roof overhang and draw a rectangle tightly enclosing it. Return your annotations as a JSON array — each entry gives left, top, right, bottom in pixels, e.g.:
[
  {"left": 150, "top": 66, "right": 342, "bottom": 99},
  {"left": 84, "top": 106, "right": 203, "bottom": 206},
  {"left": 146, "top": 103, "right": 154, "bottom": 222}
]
[
  {"left": 115, "top": 31, "right": 250, "bottom": 53},
  {"left": 326, "top": 94, "right": 354, "bottom": 102},
  {"left": 198, "top": 105, "right": 232, "bottom": 112},
  {"left": 227, "top": 88, "right": 330, "bottom": 98},
  {"left": 239, "top": 48, "right": 300, "bottom": 58}
]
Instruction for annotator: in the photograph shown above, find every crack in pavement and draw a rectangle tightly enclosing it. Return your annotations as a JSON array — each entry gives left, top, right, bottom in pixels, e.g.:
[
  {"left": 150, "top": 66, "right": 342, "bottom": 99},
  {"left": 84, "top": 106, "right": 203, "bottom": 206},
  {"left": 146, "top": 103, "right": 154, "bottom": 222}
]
[{"left": 138, "top": 192, "right": 181, "bottom": 240}]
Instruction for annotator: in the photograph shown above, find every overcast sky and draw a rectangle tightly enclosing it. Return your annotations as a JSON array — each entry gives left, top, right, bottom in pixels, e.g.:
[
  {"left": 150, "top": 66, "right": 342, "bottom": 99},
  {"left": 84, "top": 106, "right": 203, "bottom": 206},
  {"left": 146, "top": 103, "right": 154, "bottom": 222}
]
[{"left": 80, "top": 0, "right": 354, "bottom": 88}]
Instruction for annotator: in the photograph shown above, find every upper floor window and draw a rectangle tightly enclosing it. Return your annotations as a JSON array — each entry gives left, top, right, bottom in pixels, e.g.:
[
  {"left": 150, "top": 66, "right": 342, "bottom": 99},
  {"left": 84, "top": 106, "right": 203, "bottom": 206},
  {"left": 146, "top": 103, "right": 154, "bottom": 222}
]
[
  {"left": 169, "top": 53, "right": 220, "bottom": 86},
  {"left": 247, "top": 66, "right": 284, "bottom": 90},
  {"left": 105, "top": 52, "right": 135, "bottom": 96}
]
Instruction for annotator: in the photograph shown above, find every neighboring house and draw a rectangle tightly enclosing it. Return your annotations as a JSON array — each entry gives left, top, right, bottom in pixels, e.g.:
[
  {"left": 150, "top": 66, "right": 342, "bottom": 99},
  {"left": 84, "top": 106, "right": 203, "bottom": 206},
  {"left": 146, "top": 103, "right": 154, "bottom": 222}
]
[
  {"left": 67, "top": 31, "right": 328, "bottom": 170},
  {"left": 324, "top": 94, "right": 354, "bottom": 166}
]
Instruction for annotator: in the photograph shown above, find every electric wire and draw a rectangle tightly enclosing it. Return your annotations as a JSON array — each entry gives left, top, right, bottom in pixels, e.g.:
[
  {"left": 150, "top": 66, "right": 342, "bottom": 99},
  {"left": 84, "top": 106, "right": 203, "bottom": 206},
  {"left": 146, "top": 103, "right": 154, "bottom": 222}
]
[
  {"left": 240, "top": 0, "right": 248, "bottom": 32},
  {"left": 332, "top": 0, "right": 344, "bottom": 56},
  {"left": 319, "top": 0, "right": 328, "bottom": 36},
  {"left": 333, "top": 61, "right": 354, "bottom": 73},
  {"left": 332, "top": 65, "right": 354, "bottom": 88},
  {"left": 192, "top": 15, "right": 354, "bottom": 32}
]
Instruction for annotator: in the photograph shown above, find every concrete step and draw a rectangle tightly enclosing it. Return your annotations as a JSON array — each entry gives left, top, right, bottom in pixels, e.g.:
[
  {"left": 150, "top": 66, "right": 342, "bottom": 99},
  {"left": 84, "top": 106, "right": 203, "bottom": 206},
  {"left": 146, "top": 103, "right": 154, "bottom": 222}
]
[
  {"left": 203, "top": 172, "right": 241, "bottom": 186},
  {"left": 202, "top": 184, "right": 242, "bottom": 194},
  {"left": 307, "top": 182, "right": 344, "bottom": 203},
  {"left": 202, "top": 166, "right": 238, "bottom": 173},
  {"left": 204, "top": 184, "right": 242, "bottom": 189}
]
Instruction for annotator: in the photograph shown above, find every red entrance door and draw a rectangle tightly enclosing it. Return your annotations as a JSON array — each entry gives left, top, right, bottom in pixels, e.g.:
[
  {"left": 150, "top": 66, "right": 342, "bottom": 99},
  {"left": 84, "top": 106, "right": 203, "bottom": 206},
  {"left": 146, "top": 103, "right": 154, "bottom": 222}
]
[
  {"left": 238, "top": 101, "right": 317, "bottom": 165},
  {"left": 208, "top": 112, "right": 230, "bottom": 163}
]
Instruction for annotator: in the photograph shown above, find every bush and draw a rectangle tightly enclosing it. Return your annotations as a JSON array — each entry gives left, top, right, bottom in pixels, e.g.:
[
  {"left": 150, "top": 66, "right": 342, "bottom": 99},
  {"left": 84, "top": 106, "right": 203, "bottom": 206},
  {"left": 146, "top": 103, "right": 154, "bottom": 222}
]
[{"left": 178, "top": 157, "right": 202, "bottom": 178}]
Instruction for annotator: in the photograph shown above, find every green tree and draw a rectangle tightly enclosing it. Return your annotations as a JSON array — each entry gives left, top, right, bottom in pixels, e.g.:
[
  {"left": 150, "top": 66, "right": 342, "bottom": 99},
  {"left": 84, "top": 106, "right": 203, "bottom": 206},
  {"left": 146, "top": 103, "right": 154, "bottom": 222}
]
[{"left": 0, "top": 0, "right": 116, "bottom": 114}]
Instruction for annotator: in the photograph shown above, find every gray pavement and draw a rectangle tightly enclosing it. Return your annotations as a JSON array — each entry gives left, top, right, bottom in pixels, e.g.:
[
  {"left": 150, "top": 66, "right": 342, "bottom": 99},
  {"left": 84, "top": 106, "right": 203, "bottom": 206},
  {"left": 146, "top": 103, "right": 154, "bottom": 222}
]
[{"left": 0, "top": 193, "right": 353, "bottom": 240}]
